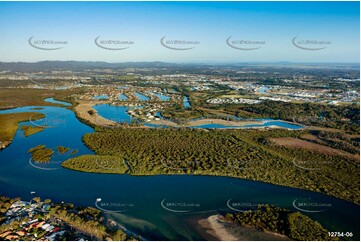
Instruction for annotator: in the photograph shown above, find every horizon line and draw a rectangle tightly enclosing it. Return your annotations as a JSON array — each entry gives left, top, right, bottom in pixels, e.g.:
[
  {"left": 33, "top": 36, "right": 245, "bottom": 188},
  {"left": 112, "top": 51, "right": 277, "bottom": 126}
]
[{"left": 0, "top": 60, "right": 359, "bottom": 65}]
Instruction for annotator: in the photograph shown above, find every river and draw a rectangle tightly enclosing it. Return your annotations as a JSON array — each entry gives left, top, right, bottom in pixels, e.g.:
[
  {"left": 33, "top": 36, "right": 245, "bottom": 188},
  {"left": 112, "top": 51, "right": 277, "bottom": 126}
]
[{"left": 0, "top": 102, "right": 359, "bottom": 240}]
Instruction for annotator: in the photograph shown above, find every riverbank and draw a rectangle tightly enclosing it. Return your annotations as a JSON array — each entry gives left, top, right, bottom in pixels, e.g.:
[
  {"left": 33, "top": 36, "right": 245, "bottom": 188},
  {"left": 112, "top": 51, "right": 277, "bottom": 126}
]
[{"left": 196, "top": 215, "right": 289, "bottom": 241}]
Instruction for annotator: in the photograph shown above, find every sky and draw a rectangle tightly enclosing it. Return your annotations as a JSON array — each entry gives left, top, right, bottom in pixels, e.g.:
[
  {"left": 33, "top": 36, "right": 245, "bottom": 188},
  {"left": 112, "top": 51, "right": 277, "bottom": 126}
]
[{"left": 0, "top": 1, "right": 359, "bottom": 63}]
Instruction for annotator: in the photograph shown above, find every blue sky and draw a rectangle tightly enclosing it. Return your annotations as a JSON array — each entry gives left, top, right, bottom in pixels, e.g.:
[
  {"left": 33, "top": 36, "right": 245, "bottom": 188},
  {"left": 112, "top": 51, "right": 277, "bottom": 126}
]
[{"left": 0, "top": 1, "right": 359, "bottom": 63}]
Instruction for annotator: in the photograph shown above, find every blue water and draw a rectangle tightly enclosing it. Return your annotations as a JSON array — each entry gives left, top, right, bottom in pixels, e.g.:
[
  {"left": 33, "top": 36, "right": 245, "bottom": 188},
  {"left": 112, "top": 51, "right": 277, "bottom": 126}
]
[
  {"left": 184, "top": 97, "right": 191, "bottom": 108},
  {"left": 149, "top": 92, "right": 171, "bottom": 101},
  {"left": 93, "top": 95, "right": 109, "bottom": 100},
  {"left": 119, "top": 94, "right": 128, "bottom": 101},
  {"left": 0, "top": 105, "right": 358, "bottom": 240},
  {"left": 44, "top": 98, "right": 72, "bottom": 106},
  {"left": 134, "top": 92, "right": 150, "bottom": 101},
  {"left": 259, "top": 86, "right": 269, "bottom": 93},
  {"left": 144, "top": 123, "right": 168, "bottom": 128},
  {"left": 93, "top": 104, "right": 133, "bottom": 124},
  {"left": 244, "top": 120, "right": 302, "bottom": 129},
  {"left": 188, "top": 124, "right": 238, "bottom": 129}
]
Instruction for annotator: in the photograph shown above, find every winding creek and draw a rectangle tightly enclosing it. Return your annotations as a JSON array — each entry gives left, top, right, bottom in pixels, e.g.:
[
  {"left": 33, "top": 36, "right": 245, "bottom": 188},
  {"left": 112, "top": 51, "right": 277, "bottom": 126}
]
[{"left": 0, "top": 100, "right": 359, "bottom": 240}]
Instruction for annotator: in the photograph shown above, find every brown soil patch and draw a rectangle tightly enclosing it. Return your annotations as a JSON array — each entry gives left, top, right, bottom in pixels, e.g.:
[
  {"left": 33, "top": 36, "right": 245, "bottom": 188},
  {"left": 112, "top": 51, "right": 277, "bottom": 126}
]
[
  {"left": 271, "top": 137, "right": 359, "bottom": 160},
  {"left": 301, "top": 134, "right": 319, "bottom": 141}
]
